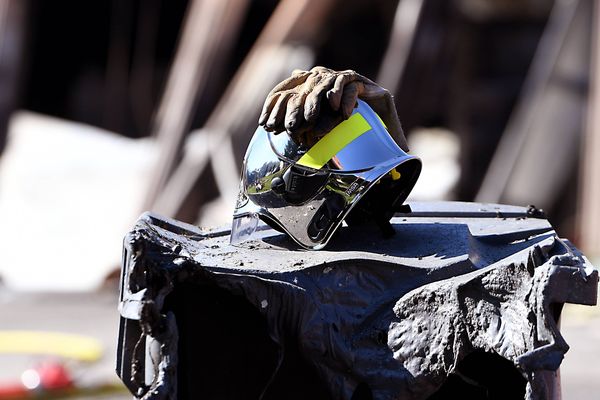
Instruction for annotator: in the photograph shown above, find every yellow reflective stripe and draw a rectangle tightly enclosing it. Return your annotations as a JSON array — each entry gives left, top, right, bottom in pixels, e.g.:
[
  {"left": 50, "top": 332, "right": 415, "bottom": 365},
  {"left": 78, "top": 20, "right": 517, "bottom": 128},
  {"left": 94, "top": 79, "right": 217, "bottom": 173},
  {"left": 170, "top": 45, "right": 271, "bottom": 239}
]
[{"left": 297, "top": 113, "right": 371, "bottom": 169}]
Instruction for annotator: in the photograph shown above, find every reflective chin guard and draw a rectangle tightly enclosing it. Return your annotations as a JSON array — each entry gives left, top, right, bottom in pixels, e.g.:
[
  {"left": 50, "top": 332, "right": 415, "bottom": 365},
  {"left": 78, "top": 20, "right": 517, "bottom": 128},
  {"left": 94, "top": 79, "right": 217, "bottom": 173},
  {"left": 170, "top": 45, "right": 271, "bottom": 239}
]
[{"left": 231, "top": 100, "right": 422, "bottom": 250}]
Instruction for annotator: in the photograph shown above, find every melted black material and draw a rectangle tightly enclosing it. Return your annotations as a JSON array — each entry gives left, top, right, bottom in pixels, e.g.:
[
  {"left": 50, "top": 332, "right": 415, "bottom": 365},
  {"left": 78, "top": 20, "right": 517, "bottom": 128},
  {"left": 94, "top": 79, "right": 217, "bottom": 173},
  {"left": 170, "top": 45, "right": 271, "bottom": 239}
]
[
  {"left": 428, "top": 351, "right": 527, "bottom": 399},
  {"left": 116, "top": 205, "right": 597, "bottom": 399},
  {"left": 163, "top": 282, "right": 332, "bottom": 400},
  {"left": 164, "top": 283, "right": 278, "bottom": 400}
]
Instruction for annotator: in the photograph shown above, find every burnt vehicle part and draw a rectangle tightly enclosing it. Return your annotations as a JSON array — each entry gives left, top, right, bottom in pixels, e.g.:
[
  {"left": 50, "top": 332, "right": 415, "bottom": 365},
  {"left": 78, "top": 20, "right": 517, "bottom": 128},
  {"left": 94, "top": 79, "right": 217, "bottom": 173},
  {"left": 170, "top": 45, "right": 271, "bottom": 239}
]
[{"left": 116, "top": 201, "right": 598, "bottom": 400}]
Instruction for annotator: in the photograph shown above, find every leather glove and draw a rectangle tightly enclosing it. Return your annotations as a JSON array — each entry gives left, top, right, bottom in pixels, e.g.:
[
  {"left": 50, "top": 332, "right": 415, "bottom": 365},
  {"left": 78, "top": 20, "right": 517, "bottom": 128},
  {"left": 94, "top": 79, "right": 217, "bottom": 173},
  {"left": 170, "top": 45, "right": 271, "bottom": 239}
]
[{"left": 259, "top": 66, "right": 409, "bottom": 151}]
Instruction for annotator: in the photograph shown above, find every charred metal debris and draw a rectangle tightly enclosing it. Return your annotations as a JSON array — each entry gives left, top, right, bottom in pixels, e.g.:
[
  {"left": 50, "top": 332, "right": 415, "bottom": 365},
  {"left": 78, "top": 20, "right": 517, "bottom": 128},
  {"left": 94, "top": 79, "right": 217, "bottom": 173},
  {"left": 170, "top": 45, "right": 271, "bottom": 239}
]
[{"left": 117, "top": 202, "right": 597, "bottom": 400}]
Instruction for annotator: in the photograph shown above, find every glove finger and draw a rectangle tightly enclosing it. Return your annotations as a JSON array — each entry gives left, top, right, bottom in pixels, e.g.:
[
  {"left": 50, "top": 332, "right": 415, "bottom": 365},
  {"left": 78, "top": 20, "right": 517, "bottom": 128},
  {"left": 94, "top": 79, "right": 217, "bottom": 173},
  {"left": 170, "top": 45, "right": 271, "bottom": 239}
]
[
  {"left": 388, "top": 118, "right": 409, "bottom": 152},
  {"left": 285, "top": 85, "right": 311, "bottom": 130},
  {"left": 259, "top": 93, "right": 280, "bottom": 125},
  {"left": 262, "top": 72, "right": 310, "bottom": 123},
  {"left": 266, "top": 91, "right": 293, "bottom": 132},
  {"left": 261, "top": 70, "right": 313, "bottom": 125},
  {"left": 278, "top": 66, "right": 332, "bottom": 127},
  {"left": 340, "top": 81, "right": 361, "bottom": 119},
  {"left": 284, "top": 94, "right": 305, "bottom": 131},
  {"left": 326, "top": 72, "right": 359, "bottom": 111},
  {"left": 356, "top": 81, "right": 388, "bottom": 100},
  {"left": 304, "top": 74, "right": 337, "bottom": 122},
  {"left": 368, "top": 94, "right": 409, "bottom": 151},
  {"left": 303, "top": 66, "right": 333, "bottom": 93}
]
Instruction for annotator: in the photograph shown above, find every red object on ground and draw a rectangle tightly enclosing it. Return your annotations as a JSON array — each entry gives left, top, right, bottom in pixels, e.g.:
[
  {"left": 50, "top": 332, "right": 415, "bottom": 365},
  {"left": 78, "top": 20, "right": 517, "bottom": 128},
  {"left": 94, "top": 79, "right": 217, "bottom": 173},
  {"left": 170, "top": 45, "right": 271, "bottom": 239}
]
[
  {"left": 36, "top": 362, "right": 73, "bottom": 390},
  {"left": 0, "top": 361, "right": 73, "bottom": 399}
]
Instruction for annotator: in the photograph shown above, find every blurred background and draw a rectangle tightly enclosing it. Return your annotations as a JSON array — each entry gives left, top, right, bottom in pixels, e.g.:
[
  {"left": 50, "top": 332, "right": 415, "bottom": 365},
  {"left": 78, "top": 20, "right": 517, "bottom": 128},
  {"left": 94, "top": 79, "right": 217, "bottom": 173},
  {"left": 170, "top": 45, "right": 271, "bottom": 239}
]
[{"left": 0, "top": 0, "right": 598, "bottom": 398}]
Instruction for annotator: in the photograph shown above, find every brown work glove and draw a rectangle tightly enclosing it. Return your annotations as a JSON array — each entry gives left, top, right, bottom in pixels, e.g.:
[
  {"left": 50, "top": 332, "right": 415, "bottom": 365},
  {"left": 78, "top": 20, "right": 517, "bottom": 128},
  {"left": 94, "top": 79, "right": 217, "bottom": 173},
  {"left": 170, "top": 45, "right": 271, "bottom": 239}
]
[{"left": 259, "top": 66, "right": 409, "bottom": 151}]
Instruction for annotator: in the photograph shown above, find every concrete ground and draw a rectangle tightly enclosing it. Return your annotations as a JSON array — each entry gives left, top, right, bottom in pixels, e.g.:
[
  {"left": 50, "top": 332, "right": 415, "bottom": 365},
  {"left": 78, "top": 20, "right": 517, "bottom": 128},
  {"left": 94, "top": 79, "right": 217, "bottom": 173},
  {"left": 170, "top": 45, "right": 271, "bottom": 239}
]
[
  {"left": 0, "top": 288, "right": 130, "bottom": 399},
  {"left": 0, "top": 287, "right": 597, "bottom": 399},
  {"left": 559, "top": 303, "right": 600, "bottom": 399}
]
